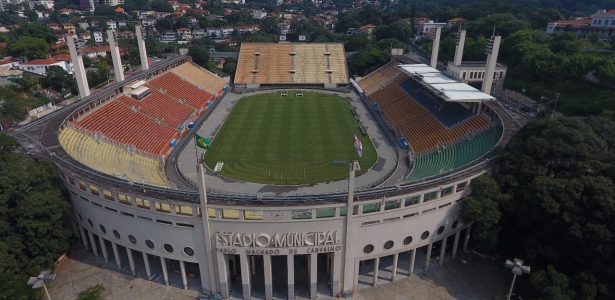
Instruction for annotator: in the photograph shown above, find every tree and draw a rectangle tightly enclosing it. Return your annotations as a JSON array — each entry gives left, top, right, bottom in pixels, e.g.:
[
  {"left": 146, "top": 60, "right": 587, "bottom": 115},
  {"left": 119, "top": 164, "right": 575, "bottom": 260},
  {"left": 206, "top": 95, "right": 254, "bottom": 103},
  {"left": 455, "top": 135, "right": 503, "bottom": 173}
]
[
  {"left": 151, "top": 0, "right": 174, "bottom": 12},
  {"left": 13, "top": 23, "right": 57, "bottom": 44},
  {"left": 41, "top": 66, "right": 76, "bottom": 94},
  {"left": 595, "top": 57, "right": 615, "bottom": 88},
  {"left": 188, "top": 45, "right": 211, "bottom": 69},
  {"left": 222, "top": 60, "right": 236, "bottom": 76},
  {"left": 0, "top": 134, "right": 72, "bottom": 299},
  {"left": 8, "top": 37, "right": 49, "bottom": 60},
  {"left": 373, "top": 20, "right": 412, "bottom": 42},
  {"left": 461, "top": 175, "right": 506, "bottom": 251},
  {"left": 0, "top": 86, "right": 28, "bottom": 121},
  {"left": 77, "top": 284, "right": 105, "bottom": 300},
  {"left": 350, "top": 45, "right": 390, "bottom": 76},
  {"left": 495, "top": 116, "right": 615, "bottom": 298}
]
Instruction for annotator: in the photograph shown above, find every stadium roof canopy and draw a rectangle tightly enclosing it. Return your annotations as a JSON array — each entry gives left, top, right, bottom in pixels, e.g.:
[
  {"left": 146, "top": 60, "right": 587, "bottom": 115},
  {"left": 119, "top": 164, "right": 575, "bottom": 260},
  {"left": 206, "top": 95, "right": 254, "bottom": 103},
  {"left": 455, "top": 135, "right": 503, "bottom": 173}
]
[{"left": 398, "top": 64, "right": 495, "bottom": 103}]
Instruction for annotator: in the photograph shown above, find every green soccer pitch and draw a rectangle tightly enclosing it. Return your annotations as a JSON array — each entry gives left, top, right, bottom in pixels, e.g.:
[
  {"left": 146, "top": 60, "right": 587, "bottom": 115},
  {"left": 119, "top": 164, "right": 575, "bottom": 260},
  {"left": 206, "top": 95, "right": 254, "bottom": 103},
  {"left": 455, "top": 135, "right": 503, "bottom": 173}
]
[{"left": 202, "top": 91, "right": 378, "bottom": 185}]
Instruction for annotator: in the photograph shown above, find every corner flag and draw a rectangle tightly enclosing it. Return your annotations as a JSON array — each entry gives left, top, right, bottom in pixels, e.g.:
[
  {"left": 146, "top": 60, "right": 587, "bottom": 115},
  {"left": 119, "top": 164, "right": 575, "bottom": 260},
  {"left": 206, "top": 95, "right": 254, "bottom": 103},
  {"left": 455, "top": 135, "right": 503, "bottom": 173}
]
[
  {"left": 194, "top": 133, "right": 211, "bottom": 150},
  {"left": 354, "top": 135, "right": 363, "bottom": 158}
]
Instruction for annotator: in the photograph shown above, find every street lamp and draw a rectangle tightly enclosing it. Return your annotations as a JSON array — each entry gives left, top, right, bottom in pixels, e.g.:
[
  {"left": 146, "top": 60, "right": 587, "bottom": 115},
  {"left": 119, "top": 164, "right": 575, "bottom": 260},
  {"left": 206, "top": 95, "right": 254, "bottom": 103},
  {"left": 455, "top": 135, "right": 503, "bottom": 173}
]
[
  {"left": 505, "top": 258, "right": 530, "bottom": 300},
  {"left": 27, "top": 270, "right": 56, "bottom": 300}
]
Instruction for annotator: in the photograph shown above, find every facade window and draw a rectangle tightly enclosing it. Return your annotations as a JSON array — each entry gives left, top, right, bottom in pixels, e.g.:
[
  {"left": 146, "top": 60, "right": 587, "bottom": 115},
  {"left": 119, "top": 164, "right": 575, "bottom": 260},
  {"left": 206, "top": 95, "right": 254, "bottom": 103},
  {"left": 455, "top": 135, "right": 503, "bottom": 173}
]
[
  {"left": 118, "top": 194, "right": 131, "bottom": 205},
  {"left": 89, "top": 185, "right": 99, "bottom": 196},
  {"left": 456, "top": 182, "right": 467, "bottom": 192},
  {"left": 183, "top": 247, "right": 195, "bottom": 256},
  {"left": 87, "top": 219, "right": 93, "bottom": 227},
  {"left": 405, "top": 195, "right": 420, "bottom": 206},
  {"left": 423, "top": 191, "right": 438, "bottom": 202},
  {"left": 403, "top": 236, "right": 413, "bottom": 245},
  {"left": 437, "top": 226, "right": 445, "bottom": 235},
  {"left": 69, "top": 176, "right": 75, "bottom": 185},
  {"left": 103, "top": 190, "right": 114, "bottom": 201},
  {"left": 441, "top": 186, "right": 454, "bottom": 197},
  {"left": 146, "top": 239, "right": 155, "bottom": 249},
  {"left": 99, "top": 225, "right": 106, "bottom": 234},
  {"left": 155, "top": 202, "right": 171, "bottom": 213},
  {"left": 79, "top": 181, "right": 87, "bottom": 191},
  {"left": 383, "top": 240, "right": 394, "bottom": 250},
  {"left": 421, "top": 231, "right": 430, "bottom": 240},
  {"left": 113, "top": 230, "right": 120, "bottom": 239},
  {"left": 78, "top": 214, "right": 83, "bottom": 222},
  {"left": 175, "top": 205, "right": 193, "bottom": 216},
  {"left": 128, "top": 235, "right": 137, "bottom": 244},
  {"left": 363, "top": 244, "right": 374, "bottom": 254},
  {"left": 136, "top": 198, "right": 150, "bottom": 209},
  {"left": 452, "top": 220, "right": 459, "bottom": 229},
  {"left": 222, "top": 209, "right": 240, "bottom": 219},
  {"left": 163, "top": 243, "right": 174, "bottom": 253},
  {"left": 384, "top": 200, "right": 401, "bottom": 210}
]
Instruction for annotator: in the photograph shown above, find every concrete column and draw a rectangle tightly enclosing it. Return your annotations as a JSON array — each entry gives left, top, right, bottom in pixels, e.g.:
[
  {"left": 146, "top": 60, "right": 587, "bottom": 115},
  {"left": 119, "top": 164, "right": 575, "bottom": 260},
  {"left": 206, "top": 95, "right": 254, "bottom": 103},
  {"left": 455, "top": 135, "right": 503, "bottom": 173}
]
[
  {"left": 98, "top": 236, "right": 109, "bottom": 263},
  {"left": 126, "top": 248, "right": 136, "bottom": 275},
  {"left": 439, "top": 238, "right": 447, "bottom": 265},
  {"left": 342, "top": 161, "right": 360, "bottom": 294},
  {"left": 180, "top": 260, "right": 188, "bottom": 290},
  {"left": 409, "top": 249, "right": 416, "bottom": 276},
  {"left": 111, "top": 242, "right": 121, "bottom": 269},
  {"left": 310, "top": 253, "right": 318, "bottom": 299},
  {"left": 454, "top": 29, "right": 466, "bottom": 66},
  {"left": 143, "top": 252, "right": 152, "bottom": 280},
  {"left": 263, "top": 255, "right": 273, "bottom": 300},
  {"left": 425, "top": 244, "right": 432, "bottom": 272},
  {"left": 106, "top": 29, "right": 124, "bottom": 81},
  {"left": 135, "top": 25, "right": 149, "bottom": 70},
  {"left": 391, "top": 253, "right": 398, "bottom": 281},
  {"left": 452, "top": 232, "right": 461, "bottom": 259},
  {"left": 481, "top": 35, "right": 501, "bottom": 94},
  {"left": 196, "top": 164, "right": 217, "bottom": 293},
  {"left": 79, "top": 227, "right": 88, "bottom": 249},
  {"left": 66, "top": 34, "right": 90, "bottom": 98},
  {"left": 240, "top": 254, "right": 251, "bottom": 300},
  {"left": 372, "top": 257, "right": 379, "bottom": 286},
  {"left": 331, "top": 251, "right": 343, "bottom": 295},
  {"left": 217, "top": 252, "right": 229, "bottom": 298},
  {"left": 430, "top": 26, "right": 442, "bottom": 69},
  {"left": 161, "top": 257, "right": 169, "bottom": 285},
  {"left": 87, "top": 231, "right": 99, "bottom": 257},
  {"left": 250, "top": 256, "right": 256, "bottom": 275},
  {"left": 463, "top": 226, "right": 471, "bottom": 252},
  {"left": 287, "top": 255, "right": 295, "bottom": 300}
]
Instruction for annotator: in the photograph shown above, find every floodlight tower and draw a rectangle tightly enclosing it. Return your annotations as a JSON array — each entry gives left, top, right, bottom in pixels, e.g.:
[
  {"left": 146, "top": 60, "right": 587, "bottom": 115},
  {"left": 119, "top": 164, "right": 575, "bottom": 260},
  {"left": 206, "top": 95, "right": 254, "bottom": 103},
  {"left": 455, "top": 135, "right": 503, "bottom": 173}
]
[
  {"left": 67, "top": 35, "right": 90, "bottom": 98},
  {"left": 505, "top": 258, "right": 531, "bottom": 300},
  {"left": 453, "top": 29, "right": 466, "bottom": 66},
  {"left": 430, "top": 25, "right": 442, "bottom": 69},
  {"left": 107, "top": 29, "right": 125, "bottom": 81},
  {"left": 135, "top": 25, "right": 149, "bottom": 70},
  {"left": 27, "top": 270, "right": 56, "bottom": 300},
  {"left": 481, "top": 34, "right": 501, "bottom": 94}
]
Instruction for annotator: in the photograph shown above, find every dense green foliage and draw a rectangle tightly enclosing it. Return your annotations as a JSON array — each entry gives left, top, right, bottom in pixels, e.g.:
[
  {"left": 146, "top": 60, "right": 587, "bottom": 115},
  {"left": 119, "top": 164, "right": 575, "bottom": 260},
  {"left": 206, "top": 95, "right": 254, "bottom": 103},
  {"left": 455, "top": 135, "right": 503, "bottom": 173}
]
[
  {"left": 76, "top": 284, "right": 105, "bottom": 300},
  {"left": 0, "top": 135, "right": 72, "bottom": 299},
  {"left": 203, "top": 92, "right": 377, "bottom": 184},
  {"left": 466, "top": 116, "right": 615, "bottom": 299}
]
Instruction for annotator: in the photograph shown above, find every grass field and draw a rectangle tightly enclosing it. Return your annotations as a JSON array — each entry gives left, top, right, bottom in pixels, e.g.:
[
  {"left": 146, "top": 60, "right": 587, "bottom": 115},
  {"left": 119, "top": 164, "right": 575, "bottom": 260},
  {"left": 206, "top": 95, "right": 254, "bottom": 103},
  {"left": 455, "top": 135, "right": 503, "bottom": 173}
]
[{"left": 202, "top": 91, "right": 377, "bottom": 184}]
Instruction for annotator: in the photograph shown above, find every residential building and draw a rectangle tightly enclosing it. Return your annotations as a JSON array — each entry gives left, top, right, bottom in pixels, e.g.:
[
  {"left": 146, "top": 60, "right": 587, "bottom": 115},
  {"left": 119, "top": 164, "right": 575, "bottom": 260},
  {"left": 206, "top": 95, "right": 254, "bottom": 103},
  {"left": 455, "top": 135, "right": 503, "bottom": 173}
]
[{"left": 546, "top": 9, "right": 615, "bottom": 39}]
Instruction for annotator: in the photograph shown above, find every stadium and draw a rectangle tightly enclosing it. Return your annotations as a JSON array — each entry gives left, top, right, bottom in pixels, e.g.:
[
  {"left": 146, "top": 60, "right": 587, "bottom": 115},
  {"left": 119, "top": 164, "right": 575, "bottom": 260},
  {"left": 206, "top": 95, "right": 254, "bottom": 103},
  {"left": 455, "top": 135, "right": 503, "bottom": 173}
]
[{"left": 15, "top": 37, "right": 517, "bottom": 300}]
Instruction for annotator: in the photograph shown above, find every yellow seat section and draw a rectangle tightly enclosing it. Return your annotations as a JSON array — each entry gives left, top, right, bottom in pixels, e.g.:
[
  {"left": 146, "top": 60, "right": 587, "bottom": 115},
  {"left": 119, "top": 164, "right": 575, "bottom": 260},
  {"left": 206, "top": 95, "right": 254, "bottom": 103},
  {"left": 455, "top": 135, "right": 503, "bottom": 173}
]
[
  {"left": 59, "top": 127, "right": 172, "bottom": 188},
  {"left": 294, "top": 44, "right": 328, "bottom": 84},
  {"left": 171, "top": 62, "right": 227, "bottom": 96},
  {"left": 327, "top": 44, "right": 350, "bottom": 84},
  {"left": 357, "top": 61, "right": 401, "bottom": 96}
]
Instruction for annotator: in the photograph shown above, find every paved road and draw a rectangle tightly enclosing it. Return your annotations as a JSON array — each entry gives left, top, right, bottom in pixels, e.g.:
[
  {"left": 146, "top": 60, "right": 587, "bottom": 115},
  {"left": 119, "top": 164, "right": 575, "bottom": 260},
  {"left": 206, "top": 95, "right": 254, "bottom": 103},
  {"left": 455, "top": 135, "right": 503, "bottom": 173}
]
[{"left": 176, "top": 90, "right": 400, "bottom": 196}]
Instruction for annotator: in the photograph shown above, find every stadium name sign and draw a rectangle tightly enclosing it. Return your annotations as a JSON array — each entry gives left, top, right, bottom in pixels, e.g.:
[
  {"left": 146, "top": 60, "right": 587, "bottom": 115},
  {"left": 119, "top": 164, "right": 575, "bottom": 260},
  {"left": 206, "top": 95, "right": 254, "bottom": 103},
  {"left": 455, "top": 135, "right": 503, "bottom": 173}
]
[{"left": 215, "top": 231, "right": 340, "bottom": 249}]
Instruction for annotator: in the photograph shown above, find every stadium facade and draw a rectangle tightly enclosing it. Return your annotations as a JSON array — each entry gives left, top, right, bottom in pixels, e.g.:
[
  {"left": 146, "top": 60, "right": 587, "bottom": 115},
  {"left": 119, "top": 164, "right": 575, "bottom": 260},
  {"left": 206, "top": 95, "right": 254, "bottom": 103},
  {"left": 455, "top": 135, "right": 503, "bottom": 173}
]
[{"left": 13, "top": 38, "right": 517, "bottom": 300}]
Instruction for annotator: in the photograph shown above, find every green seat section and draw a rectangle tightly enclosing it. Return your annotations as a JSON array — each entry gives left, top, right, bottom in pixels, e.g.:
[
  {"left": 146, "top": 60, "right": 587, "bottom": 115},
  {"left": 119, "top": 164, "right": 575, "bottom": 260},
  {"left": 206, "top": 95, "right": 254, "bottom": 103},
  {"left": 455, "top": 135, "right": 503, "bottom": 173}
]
[{"left": 406, "top": 126, "right": 502, "bottom": 181}]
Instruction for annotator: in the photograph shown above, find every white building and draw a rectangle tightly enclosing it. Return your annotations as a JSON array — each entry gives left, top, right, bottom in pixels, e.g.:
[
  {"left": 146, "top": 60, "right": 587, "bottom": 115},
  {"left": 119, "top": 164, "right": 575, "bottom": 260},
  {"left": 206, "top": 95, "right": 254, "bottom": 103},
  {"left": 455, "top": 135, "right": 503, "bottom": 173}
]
[
  {"left": 17, "top": 57, "right": 73, "bottom": 76},
  {"left": 93, "top": 31, "right": 104, "bottom": 43},
  {"left": 547, "top": 9, "right": 615, "bottom": 39}
]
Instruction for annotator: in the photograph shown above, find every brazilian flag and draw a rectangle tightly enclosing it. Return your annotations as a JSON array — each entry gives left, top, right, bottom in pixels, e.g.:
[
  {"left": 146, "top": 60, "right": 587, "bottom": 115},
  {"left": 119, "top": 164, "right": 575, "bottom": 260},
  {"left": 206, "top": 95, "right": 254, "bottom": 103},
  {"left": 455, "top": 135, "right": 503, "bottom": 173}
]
[{"left": 194, "top": 133, "right": 211, "bottom": 150}]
